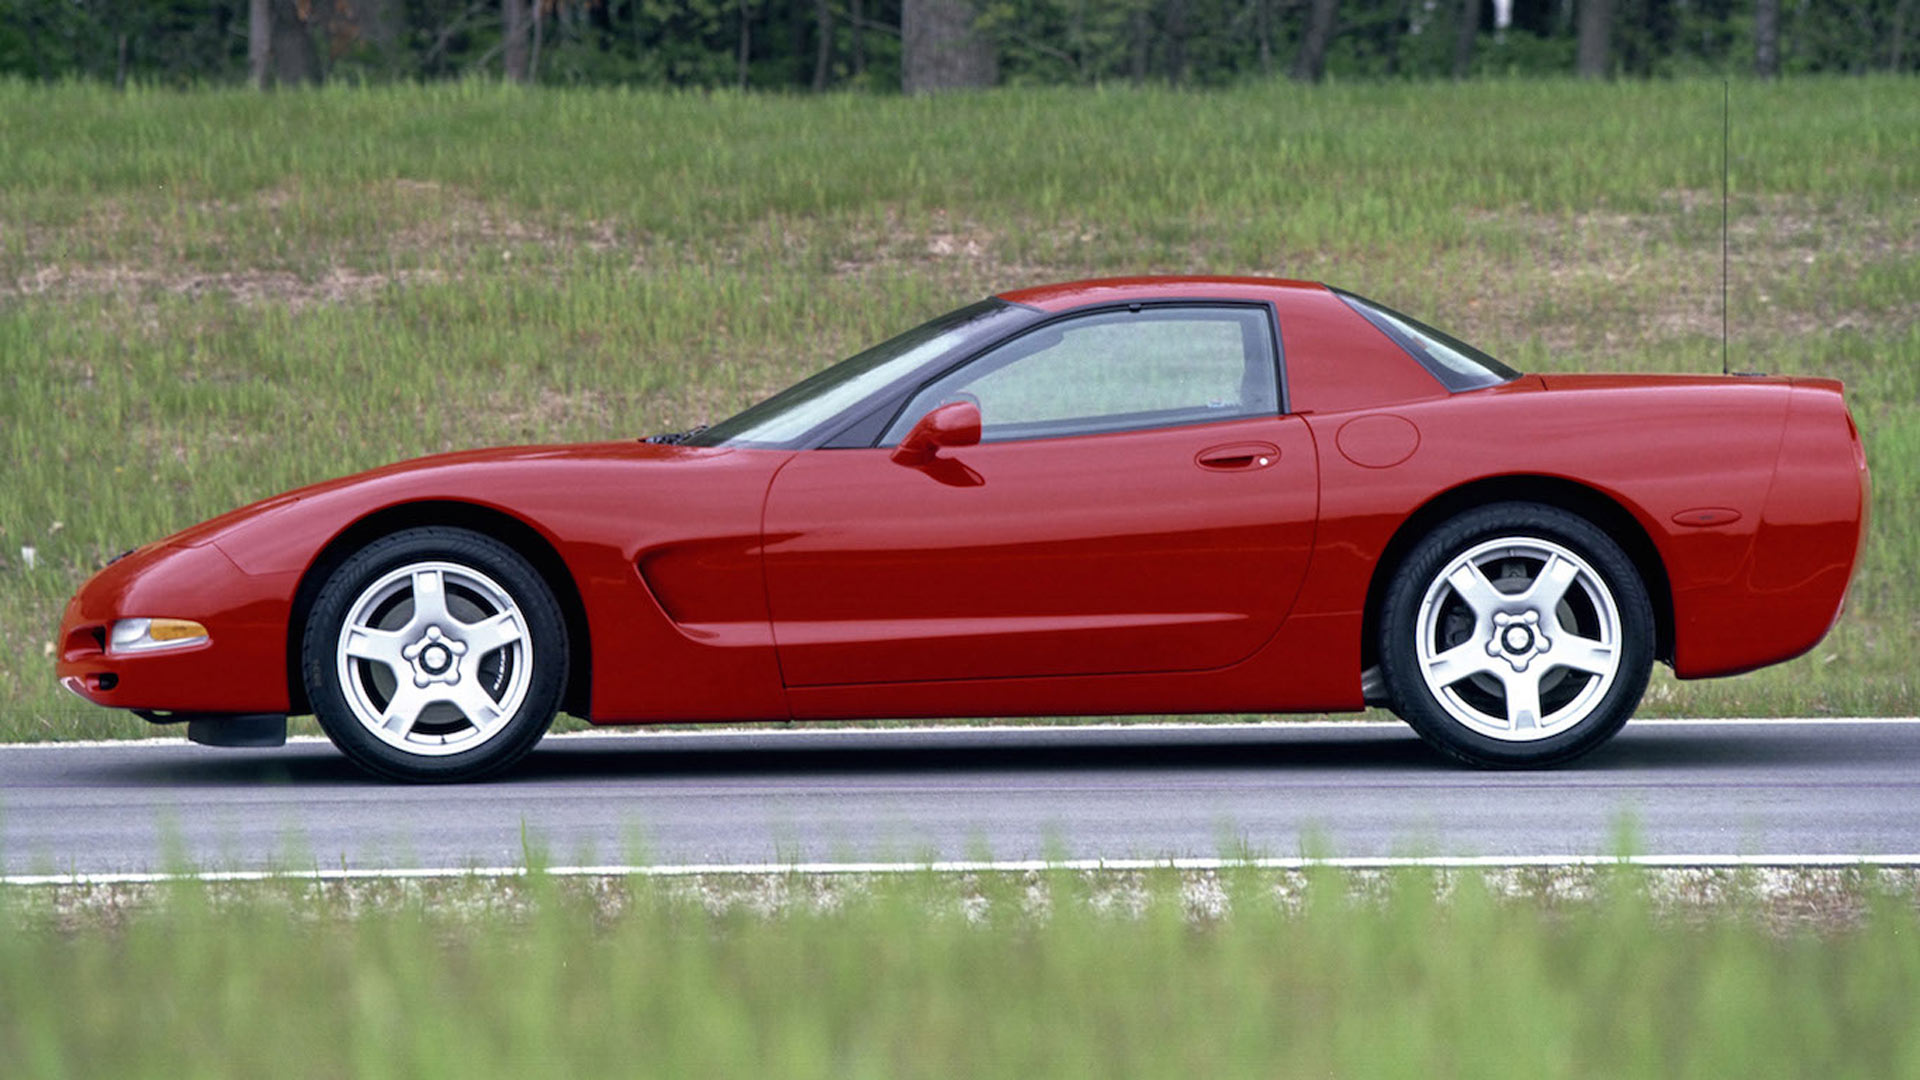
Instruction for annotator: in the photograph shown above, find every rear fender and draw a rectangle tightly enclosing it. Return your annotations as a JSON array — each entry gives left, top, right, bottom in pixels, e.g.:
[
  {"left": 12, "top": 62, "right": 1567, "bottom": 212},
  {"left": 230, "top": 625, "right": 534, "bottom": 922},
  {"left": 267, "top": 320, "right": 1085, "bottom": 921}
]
[{"left": 1671, "top": 381, "right": 1867, "bottom": 678}]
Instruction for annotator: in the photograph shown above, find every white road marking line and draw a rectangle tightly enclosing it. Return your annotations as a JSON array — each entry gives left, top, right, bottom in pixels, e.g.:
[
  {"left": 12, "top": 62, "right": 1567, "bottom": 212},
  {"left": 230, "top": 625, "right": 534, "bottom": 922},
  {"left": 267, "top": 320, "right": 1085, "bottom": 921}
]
[
  {"left": 3, "top": 716, "right": 1917, "bottom": 752},
  {"left": 8, "top": 853, "right": 1920, "bottom": 887},
  {"left": 1627, "top": 717, "right": 1920, "bottom": 726}
]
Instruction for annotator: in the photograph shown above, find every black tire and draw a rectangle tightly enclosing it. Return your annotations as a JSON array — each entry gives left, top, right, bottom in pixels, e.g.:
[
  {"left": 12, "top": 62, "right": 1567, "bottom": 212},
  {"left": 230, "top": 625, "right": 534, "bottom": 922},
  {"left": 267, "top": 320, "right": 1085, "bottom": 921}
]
[
  {"left": 1378, "top": 502, "right": 1654, "bottom": 768},
  {"left": 302, "top": 526, "right": 567, "bottom": 782}
]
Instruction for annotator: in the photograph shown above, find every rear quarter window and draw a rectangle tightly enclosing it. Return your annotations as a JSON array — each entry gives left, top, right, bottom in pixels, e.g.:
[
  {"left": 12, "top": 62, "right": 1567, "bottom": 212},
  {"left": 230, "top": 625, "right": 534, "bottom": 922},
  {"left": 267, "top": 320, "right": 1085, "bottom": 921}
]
[{"left": 1335, "top": 290, "right": 1521, "bottom": 392}]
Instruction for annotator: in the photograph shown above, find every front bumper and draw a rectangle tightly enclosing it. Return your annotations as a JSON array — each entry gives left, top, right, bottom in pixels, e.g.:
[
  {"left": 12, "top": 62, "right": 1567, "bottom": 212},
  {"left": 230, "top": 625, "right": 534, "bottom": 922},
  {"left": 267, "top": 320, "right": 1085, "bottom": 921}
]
[{"left": 56, "top": 541, "right": 297, "bottom": 715}]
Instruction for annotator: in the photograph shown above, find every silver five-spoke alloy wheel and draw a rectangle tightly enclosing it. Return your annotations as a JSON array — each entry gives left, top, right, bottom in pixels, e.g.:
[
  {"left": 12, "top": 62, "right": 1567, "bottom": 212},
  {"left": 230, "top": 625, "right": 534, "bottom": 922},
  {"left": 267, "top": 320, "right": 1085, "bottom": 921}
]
[
  {"left": 336, "top": 560, "right": 532, "bottom": 756},
  {"left": 304, "top": 526, "right": 567, "bottom": 781},
  {"left": 1379, "top": 502, "right": 1654, "bottom": 768},
  {"left": 1415, "top": 537, "right": 1621, "bottom": 741}
]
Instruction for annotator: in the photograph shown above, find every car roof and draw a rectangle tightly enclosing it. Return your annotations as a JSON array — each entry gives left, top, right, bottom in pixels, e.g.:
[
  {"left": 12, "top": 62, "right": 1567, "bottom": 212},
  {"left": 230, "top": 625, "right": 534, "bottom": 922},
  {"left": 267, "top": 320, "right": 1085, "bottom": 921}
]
[{"left": 996, "top": 276, "right": 1330, "bottom": 312}]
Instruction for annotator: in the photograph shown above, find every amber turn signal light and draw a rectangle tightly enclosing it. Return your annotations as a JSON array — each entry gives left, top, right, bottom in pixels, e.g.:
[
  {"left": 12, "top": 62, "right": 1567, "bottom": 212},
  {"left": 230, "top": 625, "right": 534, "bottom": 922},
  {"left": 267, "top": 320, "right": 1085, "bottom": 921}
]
[{"left": 108, "top": 618, "right": 209, "bottom": 654}]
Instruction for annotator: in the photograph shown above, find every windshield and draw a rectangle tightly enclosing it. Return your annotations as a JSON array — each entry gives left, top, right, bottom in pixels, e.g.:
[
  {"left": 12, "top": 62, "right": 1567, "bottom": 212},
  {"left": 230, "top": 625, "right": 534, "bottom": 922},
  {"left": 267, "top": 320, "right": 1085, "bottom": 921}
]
[
  {"left": 686, "top": 299, "right": 1027, "bottom": 448},
  {"left": 1335, "top": 290, "right": 1521, "bottom": 391}
]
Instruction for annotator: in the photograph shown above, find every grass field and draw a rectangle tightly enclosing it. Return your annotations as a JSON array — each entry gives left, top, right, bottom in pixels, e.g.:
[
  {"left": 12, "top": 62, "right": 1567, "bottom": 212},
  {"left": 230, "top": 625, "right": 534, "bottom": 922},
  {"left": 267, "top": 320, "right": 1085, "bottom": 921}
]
[
  {"left": 4, "top": 865, "right": 1919, "bottom": 1077},
  {"left": 2, "top": 77, "right": 1916, "bottom": 740}
]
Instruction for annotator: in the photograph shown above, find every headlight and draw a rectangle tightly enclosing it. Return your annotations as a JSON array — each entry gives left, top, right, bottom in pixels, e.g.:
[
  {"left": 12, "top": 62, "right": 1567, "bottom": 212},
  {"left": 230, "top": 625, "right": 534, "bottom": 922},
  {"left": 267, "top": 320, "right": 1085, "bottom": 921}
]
[{"left": 109, "top": 618, "right": 209, "bottom": 654}]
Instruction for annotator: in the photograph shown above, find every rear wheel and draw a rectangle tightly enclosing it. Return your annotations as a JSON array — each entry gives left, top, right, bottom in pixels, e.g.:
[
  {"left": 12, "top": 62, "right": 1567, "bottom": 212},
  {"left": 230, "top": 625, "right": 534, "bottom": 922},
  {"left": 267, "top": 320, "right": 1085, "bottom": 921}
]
[
  {"left": 302, "top": 527, "right": 566, "bottom": 782},
  {"left": 1379, "top": 502, "right": 1653, "bottom": 768}
]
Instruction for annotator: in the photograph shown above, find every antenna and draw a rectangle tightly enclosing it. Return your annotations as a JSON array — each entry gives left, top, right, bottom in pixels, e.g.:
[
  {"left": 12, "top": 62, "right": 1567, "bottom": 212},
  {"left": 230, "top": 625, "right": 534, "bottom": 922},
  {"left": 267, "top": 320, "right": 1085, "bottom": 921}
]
[{"left": 1722, "top": 78, "right": 1730, "bottom": 377}]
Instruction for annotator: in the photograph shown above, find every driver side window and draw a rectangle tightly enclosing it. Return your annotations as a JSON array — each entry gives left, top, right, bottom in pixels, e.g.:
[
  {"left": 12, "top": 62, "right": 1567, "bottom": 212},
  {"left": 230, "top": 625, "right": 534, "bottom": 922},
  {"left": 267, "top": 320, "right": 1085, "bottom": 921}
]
[{"left": 882, "top": 305, "right": 1280, "bottom": 445}]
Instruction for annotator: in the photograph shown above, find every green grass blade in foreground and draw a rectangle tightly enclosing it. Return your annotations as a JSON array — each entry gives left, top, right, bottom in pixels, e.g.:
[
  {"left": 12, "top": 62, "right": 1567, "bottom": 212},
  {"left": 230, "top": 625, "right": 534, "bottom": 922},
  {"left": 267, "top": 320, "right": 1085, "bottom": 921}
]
[{"left": 3, "top": 867, "right": 1919, "bottom": 1078}]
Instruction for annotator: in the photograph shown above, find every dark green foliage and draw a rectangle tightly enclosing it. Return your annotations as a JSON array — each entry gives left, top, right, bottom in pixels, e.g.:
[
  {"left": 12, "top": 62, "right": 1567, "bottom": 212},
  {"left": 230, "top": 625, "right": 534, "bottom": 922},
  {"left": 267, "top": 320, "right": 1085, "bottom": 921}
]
[
  {"left": 0, "top": 0, "right": 247, "bottom": 85},
  {"left": 0, "top": 0, "right": 1913, "bottom": 87}
]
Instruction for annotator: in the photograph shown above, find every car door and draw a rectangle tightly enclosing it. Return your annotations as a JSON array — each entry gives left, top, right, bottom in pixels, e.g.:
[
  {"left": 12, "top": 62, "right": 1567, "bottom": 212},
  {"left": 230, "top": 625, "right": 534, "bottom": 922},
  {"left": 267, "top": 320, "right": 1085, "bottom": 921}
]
[{"left": 761, "top": 302, "right": 1319, "bottom": 687}]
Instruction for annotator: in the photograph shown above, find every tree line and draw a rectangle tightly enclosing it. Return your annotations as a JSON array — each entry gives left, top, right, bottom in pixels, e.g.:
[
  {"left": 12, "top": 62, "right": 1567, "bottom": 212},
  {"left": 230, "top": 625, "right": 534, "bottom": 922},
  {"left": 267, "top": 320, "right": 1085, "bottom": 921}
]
[{"left": 2, "top": 0, "right": 1913, "bottom": 90}]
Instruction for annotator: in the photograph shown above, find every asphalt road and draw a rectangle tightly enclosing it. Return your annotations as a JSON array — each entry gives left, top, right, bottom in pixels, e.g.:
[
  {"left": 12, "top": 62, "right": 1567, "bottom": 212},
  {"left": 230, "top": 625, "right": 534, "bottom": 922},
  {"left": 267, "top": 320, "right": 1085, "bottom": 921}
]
[{"left": 4, "top": 720, "right": 1919, "bottom": 874}]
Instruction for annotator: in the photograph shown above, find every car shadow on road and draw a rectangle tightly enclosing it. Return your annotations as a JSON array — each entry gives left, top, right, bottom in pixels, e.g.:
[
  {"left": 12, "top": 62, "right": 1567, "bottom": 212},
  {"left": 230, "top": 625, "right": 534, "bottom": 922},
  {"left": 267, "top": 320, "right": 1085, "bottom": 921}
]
[
  {"left": 511, "top": 726, "right": 1889, "bottom": 783},
  {"left": 82, "top": 727, "right": 1437, "bottom": 786},
  {"left": 513, "top": 727, "right": 1445, "bottom": 782},
  {"left": 69, "top": 722, "right": 1900, "bottom": 786},
  {"left": 1579, "top": 725, "right": 1898, "bottom": 771}
]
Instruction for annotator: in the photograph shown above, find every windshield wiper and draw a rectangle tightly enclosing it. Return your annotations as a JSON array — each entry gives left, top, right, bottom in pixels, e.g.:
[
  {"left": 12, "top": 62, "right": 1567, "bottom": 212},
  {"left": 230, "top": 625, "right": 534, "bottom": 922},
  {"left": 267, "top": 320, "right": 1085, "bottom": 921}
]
[{"left": 642, "top": 425, "right": 708, "bottom": 445}]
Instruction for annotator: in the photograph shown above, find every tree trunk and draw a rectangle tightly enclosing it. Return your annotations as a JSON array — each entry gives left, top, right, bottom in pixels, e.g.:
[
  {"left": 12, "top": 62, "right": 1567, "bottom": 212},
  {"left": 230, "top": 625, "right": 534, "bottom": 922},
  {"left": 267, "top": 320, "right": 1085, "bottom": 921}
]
[
  {"left": 1066, "top": 0, "right": 1086, "bottom": 81},
  {"left": 1851, "top": 1, "right": 1874, "bottom": 74},
  {"left": 852, "top": 0, "right": 866, "bottom": 77},
  {"left": 530, "top": 0, "right": 545, "bottom": 82},
  {"left": 902, "top": 0, "right": 996, "bottom": 93},
  {"left": 813, "top": 0, "right": 834, "bottom": 89},
  {"left": 1894, "top": 0, "right": 1913, "bottom": 71},
  {"left": 1291, "top": 0, "right": 1338, "bottom": 82},
  {"left": 1164, "top": 0, "right": 1188, "bottom": 83},
  {"left": 249, "top": 0, "right": 272, "bottom": 88},
  {"left": 1576, "top": 0, "right": 1610, "bottom": 78},
  {"left": 1452, "top": 0, "right": 1478, "bottom": 79},
  {"left": 1254, "top": 0, "right": 1273, "bottom": 77},
  {"left": 737, "top": 0, "right": 751, "bottom": 89},
  {"left": 1753, "top": 0, "right": 1779, "bottom": 77},
  {"left": 1129, "top": 4, "right": 1149, "bottom": 85},
  {"left": 502, "top": 0, "right": 530, "bottom": 82},
  {"left": 251, "top": 0, "right": 321, "bottom": 86}
]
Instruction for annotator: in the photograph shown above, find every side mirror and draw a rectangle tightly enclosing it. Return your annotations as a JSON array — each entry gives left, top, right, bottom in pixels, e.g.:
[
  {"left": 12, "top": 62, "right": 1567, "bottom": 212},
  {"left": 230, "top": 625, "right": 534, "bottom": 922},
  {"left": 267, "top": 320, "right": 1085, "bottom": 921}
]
[{"left": 890, "top": 400, "right": 982, "bottom": 466}]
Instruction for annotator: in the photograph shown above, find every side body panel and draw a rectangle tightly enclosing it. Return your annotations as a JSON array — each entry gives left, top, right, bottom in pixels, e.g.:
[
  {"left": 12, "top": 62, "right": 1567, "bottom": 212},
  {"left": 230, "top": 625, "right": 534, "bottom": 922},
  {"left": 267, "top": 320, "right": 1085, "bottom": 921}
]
[{"left": 761, "top": 416, "right": 1319, "bottom": 686}]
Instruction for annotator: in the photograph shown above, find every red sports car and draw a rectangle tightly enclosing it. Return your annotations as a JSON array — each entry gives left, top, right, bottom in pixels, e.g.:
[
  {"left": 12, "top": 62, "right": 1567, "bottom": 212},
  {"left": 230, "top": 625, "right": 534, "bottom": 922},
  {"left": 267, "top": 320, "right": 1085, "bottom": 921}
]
[{"left": 56, "top": 277, "right": 1869, "bottom": 781}]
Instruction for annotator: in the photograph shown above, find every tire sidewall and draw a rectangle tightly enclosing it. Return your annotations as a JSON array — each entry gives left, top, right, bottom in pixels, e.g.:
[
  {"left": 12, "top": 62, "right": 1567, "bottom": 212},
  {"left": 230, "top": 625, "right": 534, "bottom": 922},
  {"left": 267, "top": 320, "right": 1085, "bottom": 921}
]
[
  {"left": 1380, "top": 502, "right": 1654, "bottom": 768},
  {"left": 302, "top": 527, "right": 567, "bottom": 782}
]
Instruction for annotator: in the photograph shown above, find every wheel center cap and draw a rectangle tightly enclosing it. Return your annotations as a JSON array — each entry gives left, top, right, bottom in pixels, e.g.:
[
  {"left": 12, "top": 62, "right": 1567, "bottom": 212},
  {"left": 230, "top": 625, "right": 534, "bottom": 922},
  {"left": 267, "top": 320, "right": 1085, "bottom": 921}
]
[
  {"left": 402, "top": 625, "right": 467, "bottom": 687},
  {"left": 1486, "top": 610, "right": 1550, "bottom": 672}
]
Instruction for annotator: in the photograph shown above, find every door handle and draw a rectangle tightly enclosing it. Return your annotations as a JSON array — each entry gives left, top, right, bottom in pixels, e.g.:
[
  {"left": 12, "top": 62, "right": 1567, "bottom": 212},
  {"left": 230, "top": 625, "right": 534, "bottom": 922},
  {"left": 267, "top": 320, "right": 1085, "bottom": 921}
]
[{"left": 1196, "top": 442, "right": 1280, "bottom": 471}]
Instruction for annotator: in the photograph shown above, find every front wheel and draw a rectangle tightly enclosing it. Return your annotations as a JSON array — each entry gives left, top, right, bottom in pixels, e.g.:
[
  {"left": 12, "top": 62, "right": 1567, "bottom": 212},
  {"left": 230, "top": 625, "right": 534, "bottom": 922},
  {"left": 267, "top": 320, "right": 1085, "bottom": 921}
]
[
  {"left": 302, "top": 527, "right": 567, "bottom": 782},
  {"left": 1379, "top": 502, "right": 1654, "bottom": 768}
]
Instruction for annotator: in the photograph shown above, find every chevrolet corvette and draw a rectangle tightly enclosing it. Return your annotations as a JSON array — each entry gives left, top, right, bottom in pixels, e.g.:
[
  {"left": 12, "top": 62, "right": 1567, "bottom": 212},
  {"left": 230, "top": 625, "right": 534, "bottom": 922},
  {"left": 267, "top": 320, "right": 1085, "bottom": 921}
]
[{"left": 56, "top": 277, "right": 1870, "bottom": 781}]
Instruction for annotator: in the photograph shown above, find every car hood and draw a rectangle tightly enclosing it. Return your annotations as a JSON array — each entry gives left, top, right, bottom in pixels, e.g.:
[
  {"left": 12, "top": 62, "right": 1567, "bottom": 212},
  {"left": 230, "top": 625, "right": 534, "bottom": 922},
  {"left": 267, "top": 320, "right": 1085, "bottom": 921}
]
[{"left": 158, "top": 440, "right": 758, "bottom": 552}]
